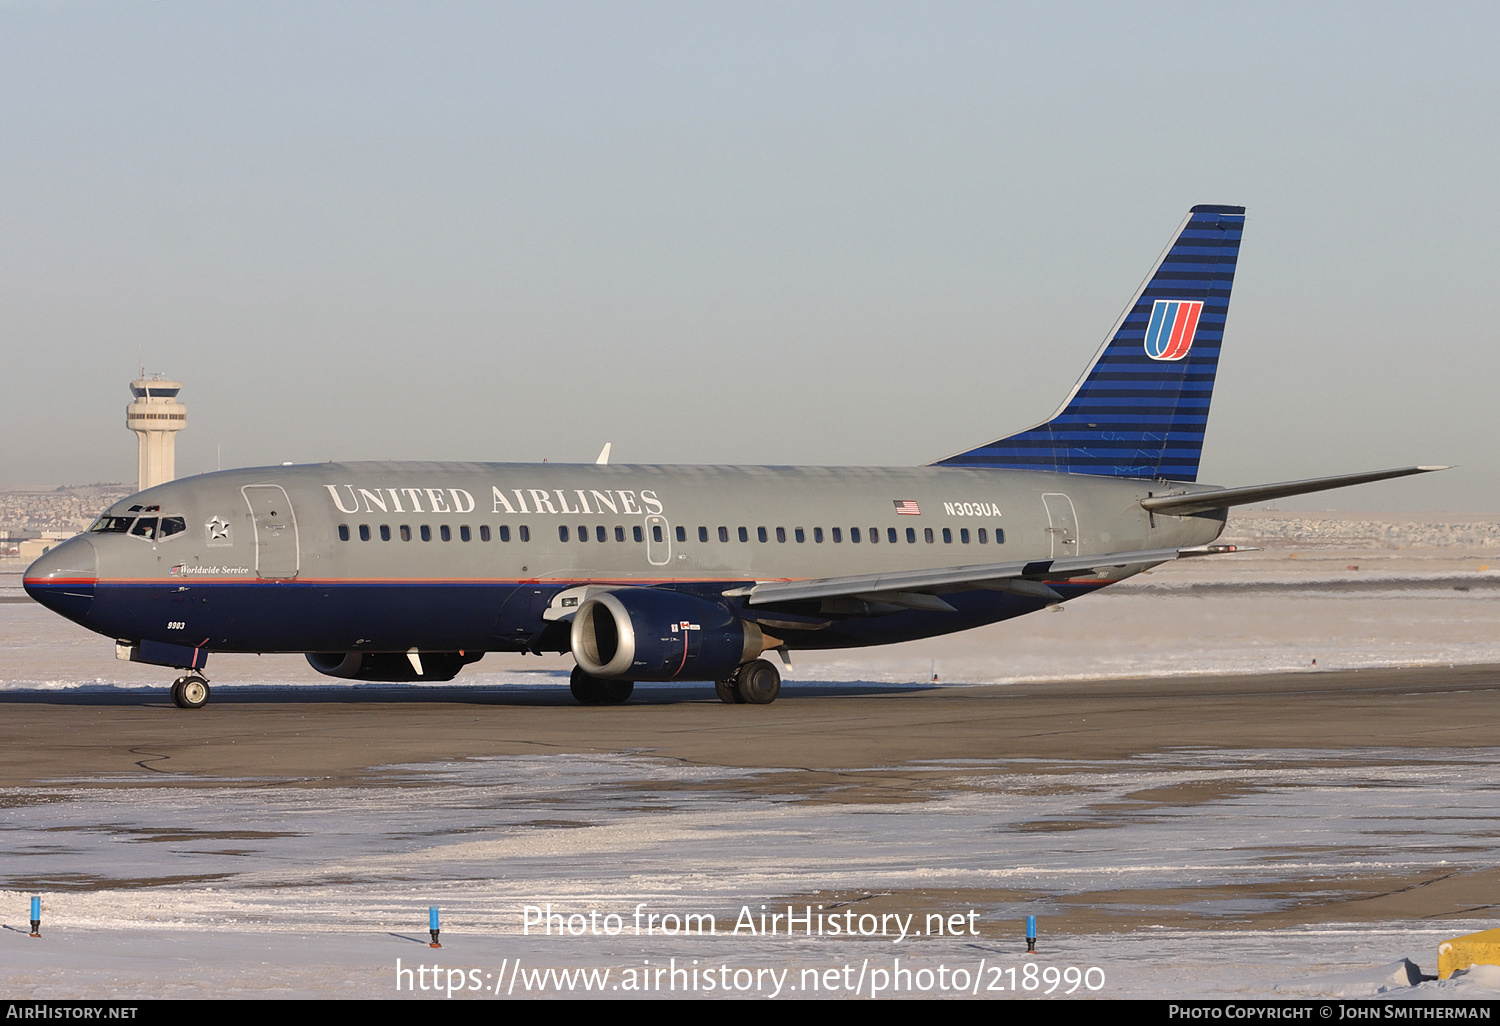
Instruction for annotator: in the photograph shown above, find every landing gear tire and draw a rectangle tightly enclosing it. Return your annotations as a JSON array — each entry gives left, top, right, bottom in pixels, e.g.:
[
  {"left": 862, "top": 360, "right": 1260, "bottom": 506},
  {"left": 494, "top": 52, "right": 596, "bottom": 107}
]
[
  {"left": 171, "top": 675, "right": 210, "bottom": 709},
  {"left": 597, "top": 680, "right": 632, "bottom": 705},
  {"left": 570, "top": 666, "right": 633, "bottom": 706},
  {"left": 714, "top": 678, "right": 745, "bottom": 704},
  {"left": 734, "top": 659, "right": 780, "bottom": 705}
]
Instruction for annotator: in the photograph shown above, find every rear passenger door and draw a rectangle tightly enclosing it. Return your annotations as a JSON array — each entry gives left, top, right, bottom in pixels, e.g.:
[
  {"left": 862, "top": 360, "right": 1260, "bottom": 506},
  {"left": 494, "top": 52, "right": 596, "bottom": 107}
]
[{"left": 1042, "top": 493, "right": 1078, "bottom": 558}]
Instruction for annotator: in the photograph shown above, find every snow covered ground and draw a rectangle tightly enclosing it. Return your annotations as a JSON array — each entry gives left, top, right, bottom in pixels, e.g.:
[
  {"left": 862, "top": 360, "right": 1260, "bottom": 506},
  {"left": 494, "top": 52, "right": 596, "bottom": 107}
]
[{"left": 5, "top": 748, "right": 1500, "bottom": 998}]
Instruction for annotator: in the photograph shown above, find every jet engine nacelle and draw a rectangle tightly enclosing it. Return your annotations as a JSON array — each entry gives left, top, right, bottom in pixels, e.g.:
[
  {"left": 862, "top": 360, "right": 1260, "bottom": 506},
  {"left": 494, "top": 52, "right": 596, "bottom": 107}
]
[
  {"left": 305, "top": 651, "right": 481, "bottom": 682},
  {"left": 570, "top": 589, "right": 764, "bottom": 681}
]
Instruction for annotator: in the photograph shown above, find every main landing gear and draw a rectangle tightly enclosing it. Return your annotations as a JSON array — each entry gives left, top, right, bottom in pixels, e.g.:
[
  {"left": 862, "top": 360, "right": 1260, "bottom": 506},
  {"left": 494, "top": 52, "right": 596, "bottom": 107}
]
[
  {"left": 170, "top": 674, "right": 211, "bottom": 709},
  {"left": 716, "top": 659, "right": 781, "bottom": 705},
  {"left": 569, "top": 665, "right": 634, "bottom": 706},
  {"left": 567, "top": 660, "right": 781, "bottom": 706}
]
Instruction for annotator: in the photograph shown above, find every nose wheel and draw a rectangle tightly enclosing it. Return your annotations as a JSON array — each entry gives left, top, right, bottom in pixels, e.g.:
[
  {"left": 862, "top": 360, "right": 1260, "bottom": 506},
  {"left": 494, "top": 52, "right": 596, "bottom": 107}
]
[{"left": 170, "top": 675, "right": 211, "bottom": 709}]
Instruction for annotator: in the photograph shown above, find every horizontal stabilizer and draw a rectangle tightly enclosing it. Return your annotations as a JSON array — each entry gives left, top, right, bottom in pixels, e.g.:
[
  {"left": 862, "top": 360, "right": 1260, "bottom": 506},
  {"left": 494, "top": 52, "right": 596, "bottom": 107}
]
[
  {"left": 1140, "top": 466, "right": 1451, "bottom": 516},
  {"left": 739, "top": 543, "right": 1246, "bottom": 607}
]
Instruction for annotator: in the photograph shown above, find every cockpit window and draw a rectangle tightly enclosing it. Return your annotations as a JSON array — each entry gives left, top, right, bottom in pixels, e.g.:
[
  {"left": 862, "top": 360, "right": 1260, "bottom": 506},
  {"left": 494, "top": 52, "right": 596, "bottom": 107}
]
[
  {"left": 92, "top": 517, "right": 135, "bottom": 533},
  {"left": 130, "top": 517, "right": 159, "bottom": 540},
  {"left": 159, "top": 517, "right": 187, "bottom": 538}
]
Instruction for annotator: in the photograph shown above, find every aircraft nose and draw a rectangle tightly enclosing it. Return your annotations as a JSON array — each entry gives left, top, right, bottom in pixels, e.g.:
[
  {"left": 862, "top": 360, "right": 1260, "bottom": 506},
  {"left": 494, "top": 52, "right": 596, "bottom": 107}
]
[{"left": 23, "top": 536, "right": 98, "bottom": 624}]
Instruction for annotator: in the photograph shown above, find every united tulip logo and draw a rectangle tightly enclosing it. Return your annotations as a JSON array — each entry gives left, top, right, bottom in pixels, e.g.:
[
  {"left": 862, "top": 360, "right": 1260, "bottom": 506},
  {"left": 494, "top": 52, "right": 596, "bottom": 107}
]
[{"left": 1143, "top": 300, "right": 1203, "bottom": 361}]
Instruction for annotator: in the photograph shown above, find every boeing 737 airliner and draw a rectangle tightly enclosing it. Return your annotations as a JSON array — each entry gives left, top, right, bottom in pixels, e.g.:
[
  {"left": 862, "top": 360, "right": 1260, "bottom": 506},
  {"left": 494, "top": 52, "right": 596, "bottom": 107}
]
[{"left": 25, "top": 205, "right": 1443, "bottom": 707}]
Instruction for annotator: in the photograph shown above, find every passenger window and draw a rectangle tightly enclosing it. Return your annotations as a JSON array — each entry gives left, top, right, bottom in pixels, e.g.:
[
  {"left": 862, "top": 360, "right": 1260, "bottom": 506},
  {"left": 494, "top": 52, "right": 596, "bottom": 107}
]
[
  {"left": 868, "top": 527, "right": 878, "bottom": 544},
  {"left": 757, "top": 527, "right": 768, "bottom": 543},
  {"left": 519, "top": 525, "right": 530, "bottom": 542},
  {"left": 359, "top": 525, "right": 371, "bottom": 541},
  {"left": 699, "top": 526, "right": 709, "bottom": 543},
  {"left": 676, "top": 526, "right": 686, "bottom": 543},
  {"left": 924, "top": 528, "right": 934, "bottom": 543},
  {"left": 888, "top": 527, "right": 898, "bottom": 543},
  {"left": 738, "top": 527, "right": 748, "bottom": 542},
  {"left": 130, "top": 517, "right": 158, "bottom": 540},
  {"left": 577, "top": 525, "right": 587, "bottom": 542},
  {"left": 159, "top": 517, "right": 187, "bottom": 538},
  {"left": 960, "top": 529, "right": 969, "bottom": 544},
  {"left": 338, "top": 524, "right": 350, "bottom": 541},
  {"left": 440, "top": 525, "right": 451, "bottom": 542},
  {"left": 420, "top": 525, "right": 432, "bottom": 542},
  {"left": 814, "top": 527, "right": 824, "bottom": 543},
  {"left": 460, "top": 525, "right": 471, "bottom": 542},
  {"left": 615, "top": 526, "right": 625, "bottom": 542},
  {"left": 832, "top": 528, "right": 842, "bottom": 543},
  {"left": 718, "top": 527, "right": 729, "bottom": 543},
  {"left": 906, "top": 527, "right": 916, "bottom": 543},
  {"left": 598, "top": 525, "right": 607, "bottom": 543},
  {"left": 634, "top": 526, "right": 644, "bottom": 543},
  {"left": 400, "top": 525, "right": 412, "bottom": 541},
  {"left": 977, "top": 528, "right": 987, "bottom": 544},
  {"left": 652, "top": 525, "right": 663, "bottom": 543},
  {"left": 381, "top": 525, "right": 392, "bottom": 541},
  {"left": 995, "top": 528, "right": 1005, "bottom": 544},
  {"left": 480, "top": 525, "right": 491, "bottom": 541},
  {"left": 559, "top": 526, "right": 570, "bottom": 542},
  {"left": 776, "top": 527, "right": 786, "bottom": 542},
  {"left": 795, "top": 528, "right": 805, "bottom": 543},
  {"left": 851, "top": 527, "right": 861, "bottom": 543}
]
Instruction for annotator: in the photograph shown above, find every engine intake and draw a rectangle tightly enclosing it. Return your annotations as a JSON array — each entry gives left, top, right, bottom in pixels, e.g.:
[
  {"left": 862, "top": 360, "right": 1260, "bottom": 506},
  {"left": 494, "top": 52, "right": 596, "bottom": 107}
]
[{"left": 571, "top": 589, "right": 764, "bottom": 681}]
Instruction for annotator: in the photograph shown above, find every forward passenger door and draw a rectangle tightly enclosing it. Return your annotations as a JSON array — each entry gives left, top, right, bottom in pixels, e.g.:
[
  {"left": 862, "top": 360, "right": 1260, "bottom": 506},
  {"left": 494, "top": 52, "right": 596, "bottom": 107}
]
[{"left": 242, "top": 485, "right": 300, "bottom": 579}]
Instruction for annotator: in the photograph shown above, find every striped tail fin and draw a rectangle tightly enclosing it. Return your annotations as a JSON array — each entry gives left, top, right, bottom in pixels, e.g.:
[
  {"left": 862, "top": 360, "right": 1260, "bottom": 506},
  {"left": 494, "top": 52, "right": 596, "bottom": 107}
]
[{"left": 933, "top": 204, "right": 1245, "bottom": 483}]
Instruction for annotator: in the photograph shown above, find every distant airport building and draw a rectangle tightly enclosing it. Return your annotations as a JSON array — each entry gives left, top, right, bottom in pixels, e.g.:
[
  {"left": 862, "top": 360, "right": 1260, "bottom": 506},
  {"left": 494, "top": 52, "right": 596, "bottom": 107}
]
[
  {"left": 19, "top": 532, "right": 74, "bottom": 562},
  {"left": 127, "top": 375, "right": 187, "bottom": 493}
]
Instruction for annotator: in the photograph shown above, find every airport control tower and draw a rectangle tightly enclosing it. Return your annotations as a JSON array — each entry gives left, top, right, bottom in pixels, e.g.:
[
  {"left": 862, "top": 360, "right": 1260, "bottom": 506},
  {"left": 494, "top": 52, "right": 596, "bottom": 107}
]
[{"left": 127, "top": 374, "right": 187, "bottom": 492}]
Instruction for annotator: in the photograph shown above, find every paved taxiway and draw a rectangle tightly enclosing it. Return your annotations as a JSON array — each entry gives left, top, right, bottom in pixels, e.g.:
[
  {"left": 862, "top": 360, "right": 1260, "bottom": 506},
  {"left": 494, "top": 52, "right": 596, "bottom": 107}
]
[{"left": 3, "top": 664, "right": 1498, "bottom": 783}]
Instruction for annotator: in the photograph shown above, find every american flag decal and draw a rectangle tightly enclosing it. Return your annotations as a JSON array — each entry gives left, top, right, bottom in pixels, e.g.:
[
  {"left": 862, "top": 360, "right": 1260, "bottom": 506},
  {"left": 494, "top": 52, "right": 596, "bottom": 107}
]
[{"left": 893, "top": 500, "right": 921, "bottom": 515}]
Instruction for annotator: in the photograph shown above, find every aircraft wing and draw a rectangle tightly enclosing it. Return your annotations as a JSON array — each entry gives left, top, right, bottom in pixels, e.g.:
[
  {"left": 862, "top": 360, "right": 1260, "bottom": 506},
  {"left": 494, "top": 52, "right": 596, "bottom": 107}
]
[
  {"left": 737, "top": 543, "right": 1242, "bottom": 608},
  {"left": 1140, "top": 466, "right": 1450, "bottom": 517}
]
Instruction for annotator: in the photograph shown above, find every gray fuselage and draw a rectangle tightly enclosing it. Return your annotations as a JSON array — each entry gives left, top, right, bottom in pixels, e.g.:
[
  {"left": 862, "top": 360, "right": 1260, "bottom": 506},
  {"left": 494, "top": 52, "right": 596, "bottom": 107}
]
[{"left": 27, "top": 462, "right": 1226, "bottom": 658}]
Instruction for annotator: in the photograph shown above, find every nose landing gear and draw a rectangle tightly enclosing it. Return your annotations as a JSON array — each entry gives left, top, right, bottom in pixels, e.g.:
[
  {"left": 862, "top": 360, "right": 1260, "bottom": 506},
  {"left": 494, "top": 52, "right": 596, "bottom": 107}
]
[{"left": 170, "top": 674, "right": 211, "bottom": 709}]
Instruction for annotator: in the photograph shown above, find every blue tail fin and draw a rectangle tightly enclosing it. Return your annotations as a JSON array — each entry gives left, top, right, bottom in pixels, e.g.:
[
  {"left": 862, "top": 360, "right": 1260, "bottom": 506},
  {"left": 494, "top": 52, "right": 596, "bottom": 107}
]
[{"left": 933, "top": 204, "right": 1245, "bottom": 482}]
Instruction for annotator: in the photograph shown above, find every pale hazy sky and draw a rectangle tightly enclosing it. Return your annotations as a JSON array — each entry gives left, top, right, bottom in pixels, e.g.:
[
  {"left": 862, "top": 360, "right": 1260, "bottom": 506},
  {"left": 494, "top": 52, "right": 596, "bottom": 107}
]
[{"left": 3, "top": 2, "right": 1496, "bottom": 509}]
